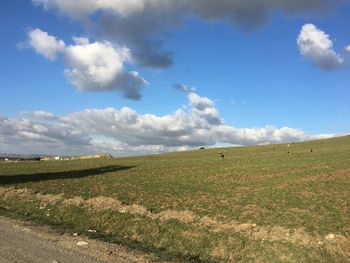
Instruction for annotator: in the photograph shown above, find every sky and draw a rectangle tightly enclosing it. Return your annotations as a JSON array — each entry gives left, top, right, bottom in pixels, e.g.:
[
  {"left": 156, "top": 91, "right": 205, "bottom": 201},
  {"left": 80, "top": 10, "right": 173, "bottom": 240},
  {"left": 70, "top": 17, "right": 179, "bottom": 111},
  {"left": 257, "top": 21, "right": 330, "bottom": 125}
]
[{"left": 0, "top": 0, "right": 349, "bottom": 156}]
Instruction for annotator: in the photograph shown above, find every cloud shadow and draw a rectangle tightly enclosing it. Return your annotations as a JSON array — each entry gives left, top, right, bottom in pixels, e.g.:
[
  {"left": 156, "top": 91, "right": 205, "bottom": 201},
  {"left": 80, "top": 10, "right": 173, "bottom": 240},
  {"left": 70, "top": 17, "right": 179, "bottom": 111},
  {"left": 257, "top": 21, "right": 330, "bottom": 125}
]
[{"left": 0, "top": 165, "right": 135, "bottom": 185}]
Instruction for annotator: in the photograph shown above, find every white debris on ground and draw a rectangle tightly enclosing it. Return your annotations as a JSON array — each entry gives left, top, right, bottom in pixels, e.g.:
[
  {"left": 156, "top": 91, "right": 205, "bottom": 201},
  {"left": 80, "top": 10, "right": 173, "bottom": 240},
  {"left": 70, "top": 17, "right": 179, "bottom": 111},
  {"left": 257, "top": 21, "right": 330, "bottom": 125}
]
[{"left": 76, "top": 241, "right": 89, "bottom": 246}]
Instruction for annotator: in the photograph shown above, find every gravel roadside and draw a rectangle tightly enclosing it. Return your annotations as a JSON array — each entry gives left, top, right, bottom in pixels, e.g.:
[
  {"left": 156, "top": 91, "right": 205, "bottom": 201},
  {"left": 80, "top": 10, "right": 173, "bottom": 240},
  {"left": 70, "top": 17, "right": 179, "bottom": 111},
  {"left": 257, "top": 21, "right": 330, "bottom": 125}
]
[{"left": 0, "top": 216, "right": 156, "bottom": 263}]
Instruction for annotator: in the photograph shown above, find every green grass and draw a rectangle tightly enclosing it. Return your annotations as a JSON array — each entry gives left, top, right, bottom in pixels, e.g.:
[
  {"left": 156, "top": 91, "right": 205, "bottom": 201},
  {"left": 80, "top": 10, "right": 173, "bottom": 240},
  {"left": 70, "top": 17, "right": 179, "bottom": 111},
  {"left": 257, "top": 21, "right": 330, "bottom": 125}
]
[{"left": 0, "top": 136, "right": 349, "bottom": 262}]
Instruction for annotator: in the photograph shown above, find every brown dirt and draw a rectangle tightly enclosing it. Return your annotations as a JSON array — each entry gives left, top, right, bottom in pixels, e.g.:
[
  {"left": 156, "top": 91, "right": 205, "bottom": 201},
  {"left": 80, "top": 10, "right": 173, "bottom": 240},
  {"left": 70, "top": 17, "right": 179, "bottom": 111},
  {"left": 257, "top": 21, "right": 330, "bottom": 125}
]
[
  {"left": 86, "top": 196, "right": 156, "bottom": 219},
  {"left": 86, "top": 196, "right": 122, "bottom": 210},
  {"left": 36, "top": 193, "right": 65, "bottom": 204},
  {"left": 64, "top": 196, "right": 85, "bottom": 206},
  {"left": 198, "top": 216, "right": 218, "bottom": 227},
  {"left": 157, "top": 210, "right": 197, "bottom": 223}
]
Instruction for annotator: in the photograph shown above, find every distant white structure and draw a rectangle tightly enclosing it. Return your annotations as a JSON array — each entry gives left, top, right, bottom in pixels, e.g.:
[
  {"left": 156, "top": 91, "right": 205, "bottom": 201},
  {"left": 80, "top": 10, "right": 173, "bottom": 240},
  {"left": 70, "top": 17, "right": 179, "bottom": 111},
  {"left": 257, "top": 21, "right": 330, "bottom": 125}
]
[
  {"left": 4, "top": 158, "right": 9, "bottom": 161},
  {"left": 54, "top": 156, "right": 61, "bottom": 160}
]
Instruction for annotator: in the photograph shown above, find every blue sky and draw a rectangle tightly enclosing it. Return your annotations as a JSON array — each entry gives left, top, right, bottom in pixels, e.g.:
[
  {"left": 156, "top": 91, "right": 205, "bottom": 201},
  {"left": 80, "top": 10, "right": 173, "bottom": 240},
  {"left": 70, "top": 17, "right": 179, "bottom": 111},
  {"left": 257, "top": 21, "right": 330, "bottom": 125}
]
[{"left": 0, "top": 0, "right": 349, "bottom": 155}]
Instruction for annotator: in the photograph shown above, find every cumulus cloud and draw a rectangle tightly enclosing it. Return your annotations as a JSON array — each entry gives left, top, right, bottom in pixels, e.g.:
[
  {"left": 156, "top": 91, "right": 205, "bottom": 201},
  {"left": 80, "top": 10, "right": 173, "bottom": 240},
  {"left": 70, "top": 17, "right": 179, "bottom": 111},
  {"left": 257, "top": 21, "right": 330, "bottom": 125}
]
[
  {"left": 297, "top": 24, "right": 344, "bottom": 70},
  {"left": 26, "top": 29, "right": 147, "bottom": 100},
  {"left": 64, "top": 40, "right": 147, "bottom": 99},
  {"left": 33, "top": 0, "right": 340, "bottom": 69},
  {"left": 0, "top": 90, "right": 330, "bottom": 156},
  {"left": 188, "top": 92, "right": 222, "bottom": 126},
  {"left": 0, "top": 115, "right": 92, "bottom": 155},
  {"left": 28, "top": 28, "right": 65, "bottom": 61},
  {"left": 213, "top": 126, "right": 308, "bottom": 146}
]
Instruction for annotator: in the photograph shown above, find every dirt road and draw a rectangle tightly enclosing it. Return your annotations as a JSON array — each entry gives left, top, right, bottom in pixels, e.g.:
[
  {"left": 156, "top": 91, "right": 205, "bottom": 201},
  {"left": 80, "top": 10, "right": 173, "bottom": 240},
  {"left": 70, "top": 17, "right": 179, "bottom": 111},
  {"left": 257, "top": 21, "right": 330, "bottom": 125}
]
[{"left": 0, "top": 216, "right": 155, "bottom": 263}]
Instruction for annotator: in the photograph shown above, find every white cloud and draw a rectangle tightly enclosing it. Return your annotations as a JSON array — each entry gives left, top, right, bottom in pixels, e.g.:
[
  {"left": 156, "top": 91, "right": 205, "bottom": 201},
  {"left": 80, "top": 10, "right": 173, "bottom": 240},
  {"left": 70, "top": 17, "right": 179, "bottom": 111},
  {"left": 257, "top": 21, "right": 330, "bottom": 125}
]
[
  {"left": 213, "top": 125, "right": 309, "bottom": 146},
  {"left": 297, "top": 24, "right": 344, "bottom": 70},
  {"left": 0, "top": 90, "right": 331, "bottom": 156},
  {"left": 72, "top": 36, "right": 90, "bottom": 45},
  {"left": 188, "top": 92, "right": 222, "bottom": 126},
  {"left": 20, "top": 111, "right": 59, "bottom": 121},
  {"left": 64, "top": 41, "right": 127, "bottom": 90},
  {"left": 28, "top": 28, "right": 65, "bottom": 61},
  {"left": 26, "top": 29, "right": 147, "bottom": 100},
  {"left": 33, "top": 0, "right": 339, "bottom": 69},
  {"left": 346, "top": 46, "right": 350, "bottom": 54},
  {"left": 0, "top": 115, "right": 92, "bottom": 155}
]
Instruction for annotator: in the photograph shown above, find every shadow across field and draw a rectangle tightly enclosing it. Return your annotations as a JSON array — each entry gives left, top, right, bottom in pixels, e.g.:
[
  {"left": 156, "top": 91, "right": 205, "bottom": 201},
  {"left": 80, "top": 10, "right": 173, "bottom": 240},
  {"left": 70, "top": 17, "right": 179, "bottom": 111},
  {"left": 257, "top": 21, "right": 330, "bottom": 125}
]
[{"left": 0, "top": 165, "right": 135, "bottom": 185}]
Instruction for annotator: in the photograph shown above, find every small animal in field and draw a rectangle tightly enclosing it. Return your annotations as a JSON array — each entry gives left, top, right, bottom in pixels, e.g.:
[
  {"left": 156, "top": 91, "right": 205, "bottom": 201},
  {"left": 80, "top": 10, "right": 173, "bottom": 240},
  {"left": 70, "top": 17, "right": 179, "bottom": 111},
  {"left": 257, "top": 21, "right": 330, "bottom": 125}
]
[
  {"left": 219, "top": 152, "right": 225, "bottom": 159},
  {"left": 310, "top": 148, "right": 313, "bottom": 153}
]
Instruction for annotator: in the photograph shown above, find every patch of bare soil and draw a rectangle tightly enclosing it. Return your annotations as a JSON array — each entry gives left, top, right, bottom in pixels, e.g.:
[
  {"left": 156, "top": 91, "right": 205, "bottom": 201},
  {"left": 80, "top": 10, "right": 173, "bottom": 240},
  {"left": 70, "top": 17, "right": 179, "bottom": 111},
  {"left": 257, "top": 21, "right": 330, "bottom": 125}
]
[
  {"left": 36, "top": 193, "right": 65, "bottom": 204},
  {"left": 157, "top": 210, "right": 197, "bottom": 223},
  {"left": 0, "top": 187, "right": 31, "bottom": 198},
  {"left": 199, "top": 216, "right": 218, "bottom": 227},
  {"left": 64, "top": 196, "right": 85, "bottom": 206},
  {"left": 86, "top": 196, "right": 122, "bottom": 210},
  {"left": 86, "top": 196, "right": 156, "bottom": 219}
]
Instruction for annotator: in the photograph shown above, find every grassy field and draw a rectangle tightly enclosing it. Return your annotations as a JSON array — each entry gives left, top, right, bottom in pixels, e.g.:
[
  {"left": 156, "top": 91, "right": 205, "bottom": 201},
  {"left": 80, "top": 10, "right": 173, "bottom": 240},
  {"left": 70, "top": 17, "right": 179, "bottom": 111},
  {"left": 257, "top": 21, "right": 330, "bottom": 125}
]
[{"left": 0, "top": 136, "right": 349, "bottom": 262}]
